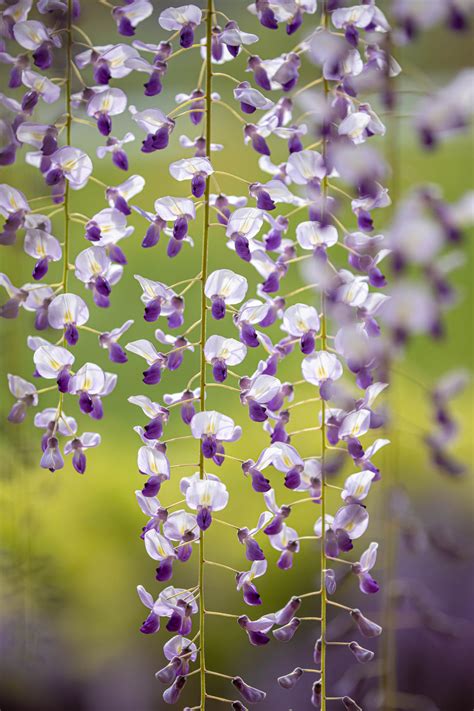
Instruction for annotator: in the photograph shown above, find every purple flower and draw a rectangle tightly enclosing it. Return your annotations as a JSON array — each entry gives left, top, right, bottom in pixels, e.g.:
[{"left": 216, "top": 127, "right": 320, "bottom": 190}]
[
  {"left": 231, "top": 676, "right": 266, "bottom": 703},
  {"left": 238, "top": 613, "right": 274, "bottom": 646},
  {"left": 33, "top": 344, "right": 75, "bottom": 392},
  {"left": 352, "top": 541, "right": 380, "bottom": 594},
  {"left": 40, "top": 436, "right": 64, "bottom": 472},
  {"left": 64, "top": 432, "right": 101, "bottom": 474},
  {"left": 205, "top": 268, "right": 248, "bottom": 320},
  {"left": 350, "top": 608, "right": 382, "bottom": 638},
  {"left": 158, "top": 5, "right": 202, "bottom": 48},
  {"left": 87, "top": 88, "right": 127, "bottom": 136},
  {"left": 256, "top": 443, "right": 304, "bottom": 490},
  {"left": 236, "top": 560, "right": 267, "bottom": 606},
  {"left": 268, "top": 523, "right": 300, "bottom": 570},
  {"left": 190, "top": 410, "right": 241, "bottom": 463},
  {"left": 7, "top": 374, "right": 38, "bottom": 423},
  {"left": 277, "top": 667, "right": 303, "bottom": 689},
  {"left": 348, "top": 641, "right": 375, "bottom": 664},
  {"left": 112, "top": 0, "right": 152, "bottom": 36},
  {"left": 183, "top": 473, "right": 229, "bottom": 530},
  {"left": 162, "top": 675, "right": 186, "bottom": 704}
]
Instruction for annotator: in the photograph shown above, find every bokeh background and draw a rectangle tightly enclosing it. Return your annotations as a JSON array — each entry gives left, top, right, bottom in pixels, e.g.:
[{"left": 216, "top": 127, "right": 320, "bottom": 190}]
[{"left": 0, "top": 2, "right": 473, "bottom": 709}]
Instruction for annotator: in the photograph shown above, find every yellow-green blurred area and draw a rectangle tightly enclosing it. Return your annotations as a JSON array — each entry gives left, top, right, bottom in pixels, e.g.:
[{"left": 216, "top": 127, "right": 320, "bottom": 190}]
[{"left": 0, "top": 2, "right": 473, "bottom": 710}]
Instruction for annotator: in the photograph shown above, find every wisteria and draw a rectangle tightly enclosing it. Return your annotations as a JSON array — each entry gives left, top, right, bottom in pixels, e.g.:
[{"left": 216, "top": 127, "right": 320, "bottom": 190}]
[
  {"left": 1, "top": 0, "right": 136, "bottom": 481},
  {"left": 101, "top": 1, "right": 396, "bottom": 707},
  {"left": 1, "top": 1, "right": 472, "bottom": 710}
]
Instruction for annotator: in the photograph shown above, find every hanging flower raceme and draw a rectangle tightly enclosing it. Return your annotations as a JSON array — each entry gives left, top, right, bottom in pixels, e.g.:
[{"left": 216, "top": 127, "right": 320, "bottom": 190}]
[{"left": 1, "top": 3, "right": 140, "bottom": 479}]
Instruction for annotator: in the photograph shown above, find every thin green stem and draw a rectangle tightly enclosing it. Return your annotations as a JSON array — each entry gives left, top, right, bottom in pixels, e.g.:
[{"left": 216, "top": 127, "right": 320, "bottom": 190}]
[
  {"left": 206, "top": 670, "right": 233, "bottom": 680},
  {"left": 282, "top": 283, "right": 319, "bottom": 300},
  {"left": 212, "top": 517, "right": 239, "bottom": 530},
  {"left": 212, "top": 71, "right": 240, "bottom": 85},
  {"left": 205, "top": 610, "right": 239, "bottom": 619},
  {"left": 72, "top": 23, "right": 93, "bottom": 46},
  {"left": 381, "top": 29, "right": 401, "bottom": 711},
  {"left": 167, "top": 43, "right": 202, "bottom": 61},
  {"left": 213, "top": 100, "right": 246, "bottom": 124},
  {"left": 287, "top": 397, "right": 321, "bottom": 411},
  {"left": 168, "top": 95, "right": 208, "bottom": 117},
  {"left": 204, "top": 559, "right": 239, "bottom": 574},
  {"left": 327, "top": 600, "right": 353, "bottom": 612},
  {"left": 89, "top": 175, "right": 107, "bottom": 188},
  {"left": 292, "top": 76, "right": 323, "bottom": 97},
  {"left": 52, "top": 0, "right": 73, "bottom": 437},
  {"left": 173, "top": 108, "right": 206, "bottom": 120},
  {"left": 289, "top": 426, "right": 322, "bottom": 436},
  {"left": 62, "top": 0, "right": 72, "bottom": 293},
  {"left": 198, "top": 5, "right": 214, "bottom": 708},
  {"left": 320, "top": 5, "right": 330, "bottom": 709},
  {"left": 182, "top": 318, "right": 202, "bottom": 338},
  {"left": 78, "top": 324, "right": 101, "bottom": 335},
  {"left": 206, "top": 382, "right": 240, "bottom": 393},
  {"left": 35, "top": 385, "right": 57, "bottom": 395},
  {"left": 214, "top": 170, "right": 251, "bottom": 185},
  {"left": 197, "top": 58, "right": 207, "bottom": 91}
]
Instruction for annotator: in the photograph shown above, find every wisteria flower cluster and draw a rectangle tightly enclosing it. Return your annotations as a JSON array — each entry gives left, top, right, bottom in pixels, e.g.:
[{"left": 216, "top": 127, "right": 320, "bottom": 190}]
[
  {"left": 96, "top": 1, "right": 400, "bottom": 708},
  {"left": 0, "top": 0, "right": 143, "bottom": 477},
  {"left": 2, "top": 1, "right": 471, "bottom": 710}
]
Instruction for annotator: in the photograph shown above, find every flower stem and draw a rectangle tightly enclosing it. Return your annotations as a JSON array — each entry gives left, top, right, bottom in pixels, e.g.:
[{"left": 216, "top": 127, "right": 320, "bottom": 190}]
[
  {"left": 198, "top": 3, "right": 214, "bottom": 708},
  {"left": 62, "top": 0, "right": 72, "bottom": 293},
  {"left": 320, "top": 4, "right": 329, "bottom": 709},
  {"left": 381, "top": 29, "right": 401, "bottom": 711},
  {"left": 52, "top": 0, "right": 73, "bottom": 436}
]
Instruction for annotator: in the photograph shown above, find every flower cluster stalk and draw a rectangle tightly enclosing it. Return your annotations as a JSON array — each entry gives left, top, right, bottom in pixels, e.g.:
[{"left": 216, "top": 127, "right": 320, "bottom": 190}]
[
  {"left": 198, "top": 3, "right": 215, "bottom": 706},
  {"left": 319, "top": 6, "right": 330, "bottom": 707}
]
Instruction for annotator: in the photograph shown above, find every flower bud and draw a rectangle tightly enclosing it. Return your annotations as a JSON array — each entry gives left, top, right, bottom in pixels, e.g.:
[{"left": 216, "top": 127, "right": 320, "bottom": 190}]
[
  {"left": 232, "top": 677, "right": 266, "bottom": 703},
  {"left": 162, "top": 675, "right": 186, "bottom": 704},
  {"left": 311, "top": 681, "right": 322, "bottom": 709},
  {"left": 350, "top": 608, "right": 382, "bottom": 637},
  {"left": 349, "top": 641, "right": 375, "bottom": 663},
  {"left": 313, "top": 637, "right": 322, "bottom": 665},
  {"left": 274, "top": 596, "right": 301, "bottom": 626},
  {"left": 277, "top": 667, "right": 303, "bottom": 689},
  {"left": 155, "top": 657, "right": 181, "bottom": 684},
  {"left": 325, "top": 568, "right": 337, "bottom": 594},
  {"left": 273, "top": 617, "right": 300, "bottom": 642}
]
